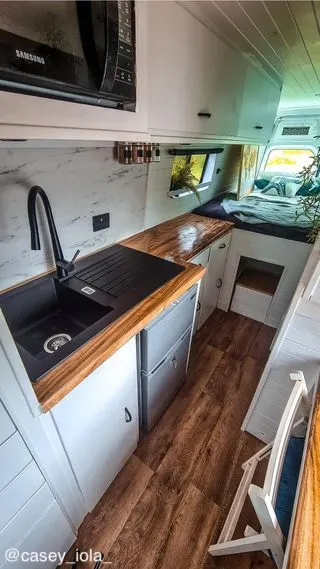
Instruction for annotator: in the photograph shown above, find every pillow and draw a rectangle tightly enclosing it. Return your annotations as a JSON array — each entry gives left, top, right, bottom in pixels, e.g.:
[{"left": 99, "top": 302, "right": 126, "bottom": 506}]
[
  {"left": 254, "top": 178, "right": 269, "bottom": 190},
  {"left": 262, "top": 176, "right": 302, "bottom": 197},
  {"left": 296, "top": 179, "right": 320, "bottom": 196}
]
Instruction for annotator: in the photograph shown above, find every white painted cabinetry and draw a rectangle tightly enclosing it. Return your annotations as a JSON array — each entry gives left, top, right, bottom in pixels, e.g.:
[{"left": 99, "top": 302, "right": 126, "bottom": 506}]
[
  {"left": 243, "top": 240, "right": 320, "bottom": 443},
  {"left": 51, "top": 337, "right": 139, "bottom": 512},
  {"left": 191, "top": 234, "right": 231, "bottom": 331},
  {"left": 237, "top": 65, "right": 282, "bottom": 141},
  {"left": 147, "top": 2, "right": 281, "bottom": 143},
  {"left": 147, "top": 1, "right": 245, "bottom": 140},
  {"left": 0, "top": 397, "right": 75, "bottom": 568}
]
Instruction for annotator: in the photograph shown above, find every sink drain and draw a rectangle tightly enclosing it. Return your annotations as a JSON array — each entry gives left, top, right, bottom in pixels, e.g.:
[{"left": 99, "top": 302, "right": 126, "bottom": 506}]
[{"left": 43, "top": 333, "right": 72, "bottom": 354}]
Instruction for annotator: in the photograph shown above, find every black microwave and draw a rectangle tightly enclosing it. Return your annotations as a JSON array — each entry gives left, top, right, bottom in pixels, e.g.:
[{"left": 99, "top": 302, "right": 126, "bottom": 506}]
[{"left": 0, "top": 1, "right": 136, "bottom": 110}]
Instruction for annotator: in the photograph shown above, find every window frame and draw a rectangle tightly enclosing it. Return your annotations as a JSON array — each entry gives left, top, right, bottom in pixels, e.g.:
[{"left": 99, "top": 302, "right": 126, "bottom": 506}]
[
  {"left": 260, "top": 144, "right": 317, "bottom": 176},
  {"left": 168, "top": 153, "right": 216, "bottom": 199}
]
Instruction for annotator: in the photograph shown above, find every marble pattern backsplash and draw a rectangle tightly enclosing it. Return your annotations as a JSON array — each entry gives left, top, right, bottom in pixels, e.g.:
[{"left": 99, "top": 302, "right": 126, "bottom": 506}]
[{"left": 0, "top": 147, "right": 148, "bottom": 291}]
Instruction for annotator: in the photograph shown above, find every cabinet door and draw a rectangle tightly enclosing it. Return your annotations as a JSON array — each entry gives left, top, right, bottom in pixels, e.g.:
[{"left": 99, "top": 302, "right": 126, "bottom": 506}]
[
  {"left": 199, "top": 234, "right": 231, "bottom": 328},
  {"left": 147, "top": 1, "right": 245, "bottom": 138},
  {"left": 191, "top": 247, "right": 210, "bottom": 333},
  {"left": 238, "top": 65, "right": 281, "bottom": 142},
  {"left": 51, "top": 338, "right": 138, "bottom": 512}
]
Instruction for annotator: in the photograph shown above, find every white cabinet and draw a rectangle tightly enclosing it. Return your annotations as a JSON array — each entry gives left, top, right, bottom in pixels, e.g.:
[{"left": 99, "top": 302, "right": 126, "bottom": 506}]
[
  {"left": 0, "top": 3, "right": 147, "bottom": 141},
  {"left": 191, "top": 234, "right": 231, "bottom": 331},
  {"left": 198, "top": 234, "right": 231, "bottom": 328},
  {"left": 0, "top": 397, "right": 75, "bottom": 565},
  {"left": 147, "top": 1, "right": 246, "bottom": 139},
  {"left": 238, "top": 65, "right": 281, "bottom": 142},
  {"left": 51, "top": 337, "right": 139, "bottom": 512}
]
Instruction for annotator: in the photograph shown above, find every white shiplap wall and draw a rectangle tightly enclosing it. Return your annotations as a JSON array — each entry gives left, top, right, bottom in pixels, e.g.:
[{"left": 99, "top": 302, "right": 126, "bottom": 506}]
[{"left": 244, "top": 240, "right": 320, "bottom": 443}]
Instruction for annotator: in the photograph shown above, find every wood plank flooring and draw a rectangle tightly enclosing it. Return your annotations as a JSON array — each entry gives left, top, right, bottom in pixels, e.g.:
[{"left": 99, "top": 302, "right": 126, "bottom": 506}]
[{"left": 63, "top": 310, "right": 276, "bottom": 569}]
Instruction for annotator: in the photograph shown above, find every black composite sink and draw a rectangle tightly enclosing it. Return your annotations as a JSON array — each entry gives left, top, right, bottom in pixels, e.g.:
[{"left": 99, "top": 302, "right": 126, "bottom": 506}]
[{"left": 1, "top": 245, "right": 184, "bottom": 382}]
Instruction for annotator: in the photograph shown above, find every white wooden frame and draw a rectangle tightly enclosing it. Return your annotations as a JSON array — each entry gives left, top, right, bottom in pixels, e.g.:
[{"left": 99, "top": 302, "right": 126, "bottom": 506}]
[{"left": 208, "top": 372, "right": 309, "bottom": 569}]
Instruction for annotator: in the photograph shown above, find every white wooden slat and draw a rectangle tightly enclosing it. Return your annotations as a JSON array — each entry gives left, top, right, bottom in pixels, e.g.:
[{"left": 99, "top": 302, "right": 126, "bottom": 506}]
[
  {"left": 264, "top": 1, "right": 320, "bottom": 92},
  {"left": 288, "top": 1, "right": 320, "bottom": 79},
  {"left": 246, "top": 411, "right": 279, "bottom": 443},
  {"left": 0, "top": 462, "right": 44, "bottom": 532},
  {"left": 286, "top": 315, "right": 320, "bottom": 354},
  {"left": 0, "top": 484, "right": 55, "bottom": 561},
  {"left": 209, "top": 534, "right": 269, "bottom": 556},
  {"left": 263, "top": 373, "right": 307, "bottom": 504},
  {"left": 214, "top": 1, "right": 284, "bottom": 76},
  {"left": 0, "top": 433, "right": 32, "bottom": 493},
  {"left": 1, "top": 502, "right": 75, "bottom": 569},
  {"left": 0, "top": 402, "right": 15, "bottom": 446}
]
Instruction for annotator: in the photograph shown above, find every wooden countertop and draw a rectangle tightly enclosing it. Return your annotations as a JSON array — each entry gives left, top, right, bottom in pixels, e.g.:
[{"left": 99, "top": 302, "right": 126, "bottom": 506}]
[
  {"left": 33, "top": 213, "right": 233, "bottom": 411},
  {"left": 287, "top": 384, "right": 320, "bottom": 569},
  {"left": 123, "top": 213, "right": 233, "bottom": 262}
]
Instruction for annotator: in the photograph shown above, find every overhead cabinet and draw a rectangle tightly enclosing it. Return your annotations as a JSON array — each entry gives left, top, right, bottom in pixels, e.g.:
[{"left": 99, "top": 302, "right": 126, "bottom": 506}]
[
  {"left": 147, "top": 2, "right": 281, "bottom": 143},
  {"left": 237, "top": 65, "right": 282, "bottom": 142}
]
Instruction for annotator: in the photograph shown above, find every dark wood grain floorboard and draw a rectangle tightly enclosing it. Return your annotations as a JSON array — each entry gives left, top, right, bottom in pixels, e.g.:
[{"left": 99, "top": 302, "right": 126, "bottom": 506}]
[
  {"left": 155, "top": 484, "right": 220, "bottom": 569},
  {"left": 226, "top": 316, "right": 262, "bottom": 359},
  {"left": 249, "top": 325, "right": 277, "bottom": 362},
  {"left": 65, "top": 310, "right": 276, "bottom": 569},
  {"left": 135, "top": 345, "right": 223, "bottom": 471}
]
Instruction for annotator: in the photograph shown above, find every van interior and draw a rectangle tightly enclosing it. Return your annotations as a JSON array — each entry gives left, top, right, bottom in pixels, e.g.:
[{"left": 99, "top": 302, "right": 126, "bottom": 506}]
[{"left": 0, "top": 2, "right": 319, "bottom": 569}]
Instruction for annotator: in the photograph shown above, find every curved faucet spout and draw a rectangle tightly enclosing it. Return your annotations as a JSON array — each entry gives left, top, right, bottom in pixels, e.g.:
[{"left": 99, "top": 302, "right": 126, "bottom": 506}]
[{"left": 27, "top": 185, "right": 78, "bottom": 280}]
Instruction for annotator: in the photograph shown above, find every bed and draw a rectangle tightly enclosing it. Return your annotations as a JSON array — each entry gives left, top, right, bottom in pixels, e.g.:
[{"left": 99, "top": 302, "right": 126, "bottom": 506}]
[
  {"left": 193, "top": 188, "right": 313, "bottom": 327},
  {"left": 193, "top": 191, "right": 311, "bottom": 243}
]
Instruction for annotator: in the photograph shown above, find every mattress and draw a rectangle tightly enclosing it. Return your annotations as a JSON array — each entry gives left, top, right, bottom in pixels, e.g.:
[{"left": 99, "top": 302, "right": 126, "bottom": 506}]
[{"left": 193, "top": 195, "right": 310, "bottom": 243}]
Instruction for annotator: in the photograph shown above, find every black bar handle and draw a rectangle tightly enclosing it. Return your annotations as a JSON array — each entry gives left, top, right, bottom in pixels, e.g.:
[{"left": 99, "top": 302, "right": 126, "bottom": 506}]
[
  {"left": 125, "top": 407, "right": 132, "bottom": 423},
  {"left": 255, "top": 125, "right": 263, "bottom": 129},
  {"left": 218, "top": 243, "right": 226, "bottom": 249},
  {"left": 216, "top": 278, "right": 222, "bottom": 289},
  {"left": 198, "top": 112, "right": 212, "bottom": 118}
]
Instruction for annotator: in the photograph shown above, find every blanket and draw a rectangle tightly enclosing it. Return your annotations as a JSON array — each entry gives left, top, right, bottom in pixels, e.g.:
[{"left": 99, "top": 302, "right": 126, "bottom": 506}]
[{"left": 222, "top": 192, "right": 313, "bottom": 228}]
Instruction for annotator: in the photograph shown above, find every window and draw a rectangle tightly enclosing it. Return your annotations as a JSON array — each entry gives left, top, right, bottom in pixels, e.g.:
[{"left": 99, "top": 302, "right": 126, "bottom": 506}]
[
  {"left": 264, "top": 148, "right": 314, "bottom": 174},
  {"left": 171, "top": 154, "right": 208, "bottom": 184},
  {"left": 169, "top": 153, "right": 216, "bottom": 198}
]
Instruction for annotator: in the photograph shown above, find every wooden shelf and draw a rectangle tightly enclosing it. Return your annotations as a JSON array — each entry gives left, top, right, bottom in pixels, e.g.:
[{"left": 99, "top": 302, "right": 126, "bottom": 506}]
[{"left": 236, "top": 268, "right": 281, "bottom": 296}]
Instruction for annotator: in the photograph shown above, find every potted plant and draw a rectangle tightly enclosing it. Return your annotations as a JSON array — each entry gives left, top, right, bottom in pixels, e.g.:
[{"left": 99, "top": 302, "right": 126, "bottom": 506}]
[
  {"left": 170, "top": 159, "right": 201, "bottom": 203},
  {"left": 296, "top": 139, "right": 320, "bottom": 242}
]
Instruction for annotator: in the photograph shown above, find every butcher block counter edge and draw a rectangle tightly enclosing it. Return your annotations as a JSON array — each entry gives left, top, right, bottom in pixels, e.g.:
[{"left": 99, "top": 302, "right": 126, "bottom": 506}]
[
  {"left": 31, "top": 213, "right": 233, "bottom": 411},
  {"left": 286, "top": 380, "right": 320, "bottom": 569}
]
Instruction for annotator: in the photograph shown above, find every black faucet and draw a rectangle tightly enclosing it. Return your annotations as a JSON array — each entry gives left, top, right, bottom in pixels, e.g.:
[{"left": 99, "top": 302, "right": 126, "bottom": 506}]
[{"left": 27, "top": 185, "right": 80, "bottom": 280}]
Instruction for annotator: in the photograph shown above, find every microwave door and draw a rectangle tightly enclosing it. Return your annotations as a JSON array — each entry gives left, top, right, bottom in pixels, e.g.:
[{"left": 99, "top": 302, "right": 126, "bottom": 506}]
[
  {"left": 77, "top": 0, "right": 136, "bottom": 105},
  {"left": 77, "top": 0, "right": 118, "bottom": 98},
  {"left": 0, "top": 1, "right": 92, "bottom": 91}
]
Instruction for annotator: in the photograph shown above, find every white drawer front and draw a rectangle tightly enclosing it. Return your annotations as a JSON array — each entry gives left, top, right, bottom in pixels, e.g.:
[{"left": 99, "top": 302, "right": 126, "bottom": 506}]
[
  {"left": 1, "top": 501, "right": 75, "bottom": 569},
  {"left": 0, "top": 484, "right": 54, "bottom": 563},
  {"left": 0, "top": 433, "right": 32, "bottom": 493},
  {"left": 0, "top": 462, "right": 44, "bottom": 532},
  {"left": 231, "top": 285, "right": 273, "bottom": 323},
  {"left": 0, "top": 402, "right": 15, "bottom": 446}
]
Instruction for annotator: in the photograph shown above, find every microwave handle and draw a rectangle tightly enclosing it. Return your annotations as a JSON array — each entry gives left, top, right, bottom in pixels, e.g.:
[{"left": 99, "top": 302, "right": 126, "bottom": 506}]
[{"left": 76, "top": 0, "right": 118, "bottom": 94}]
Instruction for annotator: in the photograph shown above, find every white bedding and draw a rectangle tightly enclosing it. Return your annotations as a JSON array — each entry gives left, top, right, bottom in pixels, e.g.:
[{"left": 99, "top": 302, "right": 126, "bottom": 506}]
[{"left": 222, "top": 192, "right": 312, "bottom": 228}]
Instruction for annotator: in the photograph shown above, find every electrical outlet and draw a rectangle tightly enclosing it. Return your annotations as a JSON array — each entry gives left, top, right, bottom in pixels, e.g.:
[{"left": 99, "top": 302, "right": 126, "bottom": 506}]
[{"left": 92, "top": 213, "right": 110, "bottom": 232}]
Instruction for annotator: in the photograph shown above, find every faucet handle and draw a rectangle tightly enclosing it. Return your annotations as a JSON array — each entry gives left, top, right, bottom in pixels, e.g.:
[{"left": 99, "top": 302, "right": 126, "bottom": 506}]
[
  {"left": 67, "top": 249, "right": 80, "bottom": 273},
  {"left": 56, "top": 249, "right": 80, "bottom": 276},
  {"left": 70, "top": 249, "right": 80, "bottom": 266}
]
